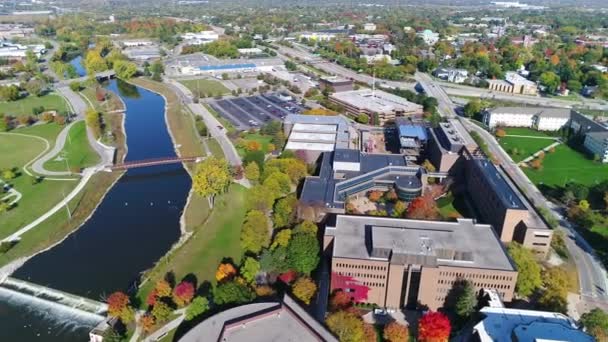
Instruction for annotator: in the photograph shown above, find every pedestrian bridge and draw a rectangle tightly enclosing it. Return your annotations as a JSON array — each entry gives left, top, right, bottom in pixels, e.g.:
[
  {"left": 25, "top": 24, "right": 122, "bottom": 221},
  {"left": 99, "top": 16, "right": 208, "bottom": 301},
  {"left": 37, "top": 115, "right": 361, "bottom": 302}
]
[
  {"left": 0, "top": 277, "right": 108, "bottom": 317},
  {"left": 108, "top": 156, "right": 206, "bottom": 171}
]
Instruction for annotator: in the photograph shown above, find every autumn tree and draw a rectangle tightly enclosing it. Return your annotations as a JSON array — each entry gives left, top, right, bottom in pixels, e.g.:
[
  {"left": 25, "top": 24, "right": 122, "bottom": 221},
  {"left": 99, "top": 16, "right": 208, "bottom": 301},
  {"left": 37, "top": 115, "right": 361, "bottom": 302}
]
[
  {"left": 392, "top": 201, "right": 407, "bottom": 218},
  {"left": 139, "top": 314, "right": 155, "bottom": 333},
  {"left": 193, "top": 157, "right": 231, "bottom": 208},
  {"left": 273, "top": 194, "right": 297, "bottom": 228},
  {"left": 154, "top": 279, "right": 172, "bottom": 298},
  {"left": 383, "top": 322, "right": 409, "bottom": 342},
  {"left": 215, "top": 263, "right": 237, "bottom": 282},
  {"left": 293, "top": 220, "right": 318, "bottom": 236},
  {"left": 330, "top": 290, "right": 353, "bottom": 311},
  {"left": 246, "top": 184, "right": 275, "bottom": 212},
  {"left": 292, "top": 276, "right": 317, "bottom": 305},
  {"left": 286, "top": 232, "right": 320, "bottom": 274},
  {"left": 84, "top": 49, "right": 108, "bottom": 74},
  {"left": 538, "top": 267, "right": 570, "bottom": 314},
  {"left": 326, "top": 311, "right": 365, "bottom": 342},
  {"left": 241, "top": 210, "right": 271, "bottom": 254},
  {"left": 185, "top": 296, "right": 209, "bottom": 321},
  {"left": 364, "top": 324, "right": 377, "bottom": 342},
  {"left": 495, "top": 128, "right": 506, "bottom": 138},
  {"left": 114, "top": 60, "right": 138, "bottom": 79},
  {"left": 418, "top": 311, "right": 451, "bottom": 342},
  {"left": 212, "top": 279, "right": 256, "bottom": 305},
  {"left": 151, "top": 301, "right": 172, "bottom": 322},
  {"left": 240, "top": 257, "right": 261, "bottom": 284},
  {"left": 368, "top": 190, "right": 383, "bottom": 202},
  {"left": 580, "top": 308, "right": 608, "bottom": 341},
  {"left": 85, "top": 108, "right": 102, "bottom": 138},
  {"left": 173, "top": 281, "right": 195, "bottom": 307},
  {"left": 422, "top": 159, "right": 436, "bottom": 172},
  {"left": 530, "top": 158, "right": 543, "bottom": 170},
  {"left": 245, "top": 162, "right": 260, "bottom": 182},
  {"left": 407, "top": 194, "right": 439, "bottom": 220},
  {"left": 107, "top": 292, "right": 135, "bottom": 324},
  {"left": 271, "top": 229, "right": 292, "bottom": 249},
  {"left": 507, "top": 242, "right": 542, "bottom": 297}
]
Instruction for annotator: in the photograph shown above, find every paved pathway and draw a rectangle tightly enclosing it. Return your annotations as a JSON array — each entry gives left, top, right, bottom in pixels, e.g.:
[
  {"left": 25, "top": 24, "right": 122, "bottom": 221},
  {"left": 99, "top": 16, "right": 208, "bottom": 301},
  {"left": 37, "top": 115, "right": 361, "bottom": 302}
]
[
  {"left": 30, "top": 120, "right": 80, "bottom": 176},
  {"left": 141, "top": 309, "right": 187, "bottom": 342},
  {"left": 520, "top": 141, "right": 562, "bottom": 164}
]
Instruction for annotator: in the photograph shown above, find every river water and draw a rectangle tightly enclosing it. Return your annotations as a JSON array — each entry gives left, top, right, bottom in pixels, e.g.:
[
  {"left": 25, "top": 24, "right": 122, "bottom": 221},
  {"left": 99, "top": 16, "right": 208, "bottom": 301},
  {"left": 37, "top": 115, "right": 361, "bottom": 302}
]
[{"left": 0, "top": 79, "right": 191, "bottom": 341}]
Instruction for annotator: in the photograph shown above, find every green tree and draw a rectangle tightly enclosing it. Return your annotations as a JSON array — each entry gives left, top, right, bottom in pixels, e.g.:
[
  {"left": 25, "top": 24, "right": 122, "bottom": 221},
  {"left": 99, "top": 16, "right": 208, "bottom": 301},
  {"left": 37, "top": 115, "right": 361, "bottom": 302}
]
[
  {"left": 241, "top": 257, "right": 261, "bottom": 284},
  {"left": 464, "top": 99, "right": 482, "bottom": 118},
  {"left": 293, "top": 220, "right": 318, "bottom": 236},
  {"left": 114, "top": 60, "right": 138, "bottom": 79},
  {"left": 356, "top": 113, "right": 369, "bottom": 124},
  {"left": 241, "top": 210, "right": 270, "bottom": 254},
  {"left": 84, "top": 50, "right": 108, "bottom": 74},
  {"left": 580, "top": 308, "right": 608, "bottom": 341},
  {"left": 538, "top": 267, "right": 570, "bottom": 314},
  {"left": 454, "top": 280, "right": 477, "bottom": 320},
  {"left": 508, "top": 242, "right": 542, "bottom": 297},
  {"left": 539, "top": 71, "right": 561, "bottom": 94},
  {"left": 2, "top": 169, "right": 16, "bottom": 180},
  {"left": 292, "top": 276, "right": 317, "bottom": 305},
  {"left": 151, "top": 301, "right": 172, "bottom": 322},
  {"left": 326, "top": 311, "right": 365, "bottom": 342},
  {"left": 0, "top": 202, "right": 11, "bottom": 214},
  {"left": 567, "top": 80, "right": 583, "bottom": 93},
  {"left": 272, "top": 194, "right": 297, "bottom": 228},
  {"left": 69, "top": 81, "right": 82, "bottom": 92},
  {"left": 287, "top": 232, "right": 320, "bottom": 274},
  {"left": 212, "top": 280, "right": 256, "bottom": 305},
  {"left": 271, "top": 229, "right": 292, "bottom": 249},
  {"left": 185, "top": 296, "right": 209, "bottom": 321},
  {"left": 193, "top": 157, "right": 231, "bottom": 208},
  {"left": 245, "top": 162, "right": 260, "bottom": 182},
  {"left": 246, "top": 184, "right": 275, "bottom": 212}
]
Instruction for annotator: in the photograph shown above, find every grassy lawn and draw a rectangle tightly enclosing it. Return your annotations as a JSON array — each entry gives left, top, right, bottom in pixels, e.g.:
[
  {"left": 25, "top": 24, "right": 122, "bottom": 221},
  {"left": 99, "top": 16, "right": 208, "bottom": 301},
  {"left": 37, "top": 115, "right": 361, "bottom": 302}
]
[
  {"left": 207, "top": 138, "right": 224, "bottom": 159},
  {"left": 236, "top": 133, "right": 273, "bottom": 156},
  {"left": 1, "top": 94, "right": 69, "bottom": 117},
  {"left": 437, "top": 193, "right": 472, "bottom": 221},
  {"left": 179, "top": 79, "right": 230, "bottom": 97},
  {"left": 0, "top": 134, "right": 46, "bottom": 169},
  {"left": 136, "top": 184, "right": 247, "bottom": 307},
  {"left": 498, "top": 137, "right": 557, "bottom": 162},
  {"left": 130, "top": 78, "right": 205, "bottom": 171},
  {"left": 43, "top": 121, "right": 100, "bottom": 172},
  {"left": 524, "top": 144, "right": 608, "bottom": 187},
  {"left": 503, "top": 127, "right": 553, "bottom": 137},
  {"left": 14, "top": 122, "right": 64, "bottom": 145}
]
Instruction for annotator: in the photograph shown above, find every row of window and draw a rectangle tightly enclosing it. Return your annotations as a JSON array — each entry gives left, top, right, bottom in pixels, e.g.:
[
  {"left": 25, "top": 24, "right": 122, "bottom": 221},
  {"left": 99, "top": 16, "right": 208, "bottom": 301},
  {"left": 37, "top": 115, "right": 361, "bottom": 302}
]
[
  {"left": 437, "top": 282, "right": 511, "bottom": 291},
  {"left": 336, "top": 271, "right": 387, "bottom": 280},
  {"left": 360, "top": 281, "right": 383, "bottom": 288},
  {"left": 435, "top": 291, "right": 506, "bottom": 303},
  {"left": 335, "top": 263, "right": 387, "bottom": 272},
  {"left": 439, "top": 271, "right": 513, "bottom": 282}
]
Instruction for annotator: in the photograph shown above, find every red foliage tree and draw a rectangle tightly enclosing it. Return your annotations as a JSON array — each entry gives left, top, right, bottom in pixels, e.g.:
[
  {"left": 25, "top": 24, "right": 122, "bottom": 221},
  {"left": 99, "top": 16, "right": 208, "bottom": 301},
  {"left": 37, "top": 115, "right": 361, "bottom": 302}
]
[
  {"left": 107, "top": 291, "right": 130, "bottom": 317},
  {"left": 330, "top": 290, "right": 353, "bottom": 311},
  {"left": 407, "top": 194, "right": 439, "bottom": 220},
  {"left": 173, "top": 281, "right": 195, "bottom": 307},
  {"left": 278, "top": 270, "right": 297, "bottom": 284},
  {"left": 95, "top": 87, "right": 106, "bottom": 102},
  {"left": 418, "top": 311, "right": 451, "bottom": 342},
  {"left": 146, "top": 289, "right": 158, "bottom": 307}
]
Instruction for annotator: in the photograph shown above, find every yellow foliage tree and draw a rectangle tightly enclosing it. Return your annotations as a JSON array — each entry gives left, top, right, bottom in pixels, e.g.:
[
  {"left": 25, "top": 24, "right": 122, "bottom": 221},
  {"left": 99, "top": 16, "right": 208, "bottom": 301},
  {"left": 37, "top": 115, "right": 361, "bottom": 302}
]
[
  {"left": 292, "top": 276, "right": 317, "bottom": 305},
  {"left": 215, "top": 263, "right": 237, "bottom": 282}
]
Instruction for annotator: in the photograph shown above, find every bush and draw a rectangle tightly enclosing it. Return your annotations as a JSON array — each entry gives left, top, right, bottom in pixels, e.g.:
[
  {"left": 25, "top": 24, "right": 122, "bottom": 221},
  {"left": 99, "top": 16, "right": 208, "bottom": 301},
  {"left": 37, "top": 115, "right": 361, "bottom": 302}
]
[{"left": 0, "top": 241, "right": 15, "bottom": 254}]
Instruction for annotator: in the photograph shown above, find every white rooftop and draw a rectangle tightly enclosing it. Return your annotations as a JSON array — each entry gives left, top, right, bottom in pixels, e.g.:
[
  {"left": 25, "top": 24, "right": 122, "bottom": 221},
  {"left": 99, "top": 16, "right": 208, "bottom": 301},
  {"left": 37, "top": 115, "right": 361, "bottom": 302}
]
[
  {"left": 473, "top": 307, "right": 593, "bottom": 342},
  {"left": 330, "top": 89, "right": 423, "bottom": 114},
  {"left": 289, "top": 132, "right": 336, "bottom": 142},
  {"left": 292, "top": 123, "right": 338, "bottom": 133},
  {"left": 505, "top": 71, "right": 536, "bottom": 87},
  {"left": 285, "top": 141, "right": 335, "bottom": 151}
]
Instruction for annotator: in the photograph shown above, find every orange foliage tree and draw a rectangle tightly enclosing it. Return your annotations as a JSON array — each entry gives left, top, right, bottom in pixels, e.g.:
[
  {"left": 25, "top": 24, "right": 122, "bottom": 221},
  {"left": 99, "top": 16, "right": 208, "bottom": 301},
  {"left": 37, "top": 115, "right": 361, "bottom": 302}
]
[
  {"left": 246, "top": 140, "right": 262, "bottom": 151},
  {"left": 216, "top": 263, "right": 237, "bottom": 282},
  {"left": 368, "top": 190, "right": 383, "bottom": 202},
  {"left": 418, "top": 311, "right": 451, "bottom": 342},
  {"left": 495, "top": 128, "right": 506, "bottom": 138},
  {"left": 383, "top": 322, "right": 409, "bottom": 342},
  {"left": 139, "top": 314, "right": 155, "bottom": 333},
  {"left": 329, "top": 290, "right": 352, "bottom": 311},
  {"left": 407, "top": 194, "right": 439, "bottom": 220}
]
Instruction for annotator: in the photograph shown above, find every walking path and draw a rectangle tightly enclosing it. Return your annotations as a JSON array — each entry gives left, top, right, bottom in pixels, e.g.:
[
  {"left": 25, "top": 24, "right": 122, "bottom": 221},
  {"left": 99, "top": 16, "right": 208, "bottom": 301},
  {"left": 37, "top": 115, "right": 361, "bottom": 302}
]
[
  {"left": 519, "top": 141, "right": 562, "bottom": 164},
  {"left": 140, "top": 309, "right": 187, "bottom": 342},
  {"left": 30, "top": 120, "right": 79, "bottom": 177}
]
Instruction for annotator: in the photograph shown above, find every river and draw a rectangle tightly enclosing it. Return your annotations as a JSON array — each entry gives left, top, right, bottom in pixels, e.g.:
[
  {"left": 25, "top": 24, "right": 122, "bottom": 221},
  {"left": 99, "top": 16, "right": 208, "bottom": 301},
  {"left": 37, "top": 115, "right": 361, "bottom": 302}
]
[{"left": 0, "top": 79, "right": 191, "bottom": 341}]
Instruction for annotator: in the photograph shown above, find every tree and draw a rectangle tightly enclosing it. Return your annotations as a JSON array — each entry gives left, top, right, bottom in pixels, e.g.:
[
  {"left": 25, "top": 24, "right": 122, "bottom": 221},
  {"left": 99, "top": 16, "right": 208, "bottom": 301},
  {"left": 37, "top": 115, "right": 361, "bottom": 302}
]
[
  {"left": 84, "top": 50, "right": 108, "bottom": 74},
  {"left": 538, "top": 267, "right": 570, "bottom": 314},
  {"left": 25, "top": 79, "right": 45, "bottom": 97},
  {"left": 139, "top": 314, "right": 155, "bottom": 333},
  {"left": 407, "top": 194, "right": 439, "bottom": 220},
  {"left": 383, "top": 322, "right": 409, "bottom": 342},
  {"left": 495, "top": 128, "right": 506, "bottom": 138},
  {"left": 530, "top": 158, "right": 542, "bottom": 170},
  {"left": 326, "top": 310, "right": 365, "bottom": 342},
  {"left": 422, "top": 159, "right": 436, "bottom": 172},
  {"left": 368, "top": 190, "right": 383, "bottom": 202},
  {"left": 107, "top": 292, "right": 135, "bottom": 324},
  {"left": 114, "top": 60, "right": 138, "bottom": 79},
  {"left": 245, "top": 162, "right": 260, "bottom": 182},
  {"left": 364, "top": 324, "right": 377, "bottom": 342},
  {"left": 567, "top": 80, "right": 583, "bottom": 93},
  {"left": 356, "top": 113, "right": 369, "bottom": 124},
  {"left": 329, "top": 290, "right": 352, "bottom": 311},
  {"left": 507, "top": 242, "right": 542, "bottom": 297},
  {"left": 185, "top": 296, "right": 210, "bottom": 321},
  {"left": 292, "top": 276, "right": 317, "bottom": 305},
  {"left": 246, "top": 185, "right": 275, "bottom": 212},
  {"left": 454, "top": 280, "right": 477, "bottom": 320},
  {"left": 193, "top": 157, "right": 231, "bottom": 208},
  {"left": 293, "top": 220, "right": 318, "bottom": 236},
  {"left": 539, "top": 71, "right": 561, "bottom": 94},
  {"left": 216, "top": 263, "right": 237, "bottom": 282},
  {"left": 173, "top": 281, "right": 195, "bottom": 307},
  {"left": 273, "top": 194, "right": 297, "bottom": 228},
  {"left": 154, "top": 279, "right": 173, "bottom": 298},
  {"left": 0, "top": 85, "right": 19, "bottom": 101},
  {"left": 2, "top": 169, "right": 16, "bottom": 180},
  {"left": 151, "top": 301, "right": 172, "bottom": 322},
  {"left": 69, "top": 81, "right": 82, "bottom": 92},
  {"left": 85, "top": 108, "right": 102, "bottom": 138},
  {"left": 240, "top": 257, "right": 261, "bottom": 284},
  {"left": 580, "top": 308, "right": 608, "bottom": 341},
  {"left": 212, "top": 279, "right": 256, "bottom": 305},
  {"left": 151, "top": 61, "right": 164, "bottom": 75},
  {"left": 246, "top": 140, "right": 262, "bottom": 151},
  {"left": 287, "top": 232, "right": 320, "bottom": 274},
  {"left": 464, "top": 99, "right": 482, "bottom": 118},
  {"left": 241, "top": 210, "right": 271, "bottom": 254},
  {"left": 418, "top": 311, "right": 451, "bottom": 342},
  {"left": 271, "top": 229, "right": 292, "bottom": 250}
]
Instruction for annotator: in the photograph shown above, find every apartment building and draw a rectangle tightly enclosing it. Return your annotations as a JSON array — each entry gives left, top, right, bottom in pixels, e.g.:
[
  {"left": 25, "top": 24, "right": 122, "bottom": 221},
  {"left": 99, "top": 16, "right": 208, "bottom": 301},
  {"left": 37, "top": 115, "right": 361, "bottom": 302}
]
[
  {"left": 325, "top": 215, "right": 517, "bottom": 311},
  {"left": 487, "top": 72, "right": 538, "bottom": 95},
  {"left": 483, "top": 107, "right": 571, "bottom": 131},
  {"left": 329, "top": 89, "right": 423, "bottom": 125}
]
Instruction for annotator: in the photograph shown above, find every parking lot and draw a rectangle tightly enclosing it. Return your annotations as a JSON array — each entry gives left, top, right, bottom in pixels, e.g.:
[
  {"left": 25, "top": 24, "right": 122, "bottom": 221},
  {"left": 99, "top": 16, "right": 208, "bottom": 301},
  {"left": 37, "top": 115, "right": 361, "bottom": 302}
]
[{"left": 209, "top": 94, "right": 304, "bottom": 130}]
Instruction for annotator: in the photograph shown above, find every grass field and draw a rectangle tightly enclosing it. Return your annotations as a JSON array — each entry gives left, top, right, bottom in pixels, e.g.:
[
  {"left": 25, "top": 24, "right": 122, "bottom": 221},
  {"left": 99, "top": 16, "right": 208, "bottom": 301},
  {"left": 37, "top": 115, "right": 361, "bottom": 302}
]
[
  {"left": 136, "top": 184, "right": 247, "bottom": 307},
  {"left": 236, "top": 133, "right": 274, "bottom": 156},
  {"left": 499, "top": 138, "right": 557, "bottom": 162},
  {"left": 524, "top": 144, "right": 608, "bottom": 187},
  {"left": 503, "top": 127, "right": 554, "bottom": 137},
  {"left": 0, "top": 134, "right": 46, "bottom": 169},
  {"left": 207, "top": 138, "right": 224, "bottom": 159},
  {"left": 179, "top": 79, "right": 230, "bottom": 97},
  {"left": 437, "top": 193, "right": 471, "bottom": 221},
  {"left": 43, "top": 121, "right": 100, "bottom": 172},
  {"left": 1, "top": 94, "right": 69, "bottom": 117}
]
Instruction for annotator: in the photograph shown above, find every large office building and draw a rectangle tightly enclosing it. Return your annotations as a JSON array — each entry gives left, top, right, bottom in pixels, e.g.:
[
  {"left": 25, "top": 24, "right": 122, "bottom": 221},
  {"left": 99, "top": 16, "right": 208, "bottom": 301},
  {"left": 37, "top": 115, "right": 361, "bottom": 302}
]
[
  {"left": 487, "top": 72, "right": 538, "bottom": 95},
  {"left": 299, "top": 149, "right": 430, "bottom": 220},
  {"left": 329, "top": 89, "right": 423, "bottom": 125},
  {"left": 180, "top": 58, "right": 282, "bottom": 76},
  {"left": 179, "top": 295, "right": 337, "bottom": 342},
  {"left": 325, "top": 215, "right": 517, "bottom": 311},
  {"left": 282, "top": 114, "right": 351, "bottom": 162},
  {"left": 483, "top": 107, "right": 571, "bottom": 131},
  {"left": 427, "top": 119, "right": 477, "bottom": 173},
  {"left": 319, "top": 76, "right": 354, "bottom": 93}
]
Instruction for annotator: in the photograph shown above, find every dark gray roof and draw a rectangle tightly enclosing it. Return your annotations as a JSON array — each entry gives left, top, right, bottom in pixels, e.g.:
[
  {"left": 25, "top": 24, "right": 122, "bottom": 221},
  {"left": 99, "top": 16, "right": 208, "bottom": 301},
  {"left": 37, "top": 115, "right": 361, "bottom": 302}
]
[
  {"left": 570, "top": 111, "right": 608, "bottom": 134},
  {"left": 334, "top": 149, "right": 360, "bottom": 163},
  {"left": 470, "top": 159, "right": 525, "bottom": 210}
]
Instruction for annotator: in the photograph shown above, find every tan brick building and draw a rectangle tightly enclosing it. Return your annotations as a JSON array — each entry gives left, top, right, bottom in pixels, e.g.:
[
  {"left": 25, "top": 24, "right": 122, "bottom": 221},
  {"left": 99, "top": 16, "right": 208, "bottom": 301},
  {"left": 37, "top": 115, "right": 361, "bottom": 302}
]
[{"left": 325, "top": 215, "right": 517, "bottom": 311}]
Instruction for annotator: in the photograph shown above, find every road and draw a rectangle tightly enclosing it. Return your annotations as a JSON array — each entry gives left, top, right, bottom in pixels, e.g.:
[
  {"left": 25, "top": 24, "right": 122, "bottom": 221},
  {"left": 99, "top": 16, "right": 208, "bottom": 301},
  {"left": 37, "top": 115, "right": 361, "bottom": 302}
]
[{"left": 166, "top": 79, "right": 244, "bottom": 168}]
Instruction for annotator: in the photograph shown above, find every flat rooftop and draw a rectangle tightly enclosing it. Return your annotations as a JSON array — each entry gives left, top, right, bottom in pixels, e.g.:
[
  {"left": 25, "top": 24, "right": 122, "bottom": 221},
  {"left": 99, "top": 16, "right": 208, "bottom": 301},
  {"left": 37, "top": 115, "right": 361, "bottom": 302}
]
[
  {"left": 285, "top": 114, "right": 350, "bottom": 149},
  {"left": 330, "top": 89, "right": 423, "bottom": 114},
  {"left": 327, "top": 215, "right": 515, "bottom": 271},
  {"left": 489, "top": 107, "right": 572, "bottom": 118},
  {"left": 179, "top": 295, "right": 337, "bottom": 342},
  {"left": 433, "top": 119, "right": 476, "bottom": 152},
  {"left": 470, "top": 159, "right": 526, "bottom": 210}
]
